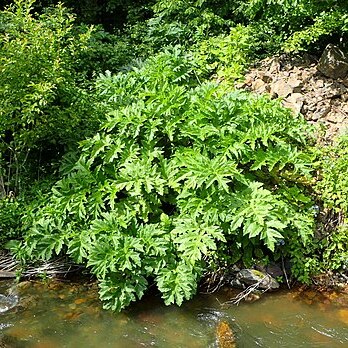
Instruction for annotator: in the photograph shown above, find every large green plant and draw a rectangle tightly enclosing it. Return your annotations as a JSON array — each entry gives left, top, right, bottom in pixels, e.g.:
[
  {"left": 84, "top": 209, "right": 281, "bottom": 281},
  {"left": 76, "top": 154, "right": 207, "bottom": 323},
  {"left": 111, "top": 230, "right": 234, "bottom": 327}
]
[{"left": 19, "top": 49, "right": 315, "bottom": 310}]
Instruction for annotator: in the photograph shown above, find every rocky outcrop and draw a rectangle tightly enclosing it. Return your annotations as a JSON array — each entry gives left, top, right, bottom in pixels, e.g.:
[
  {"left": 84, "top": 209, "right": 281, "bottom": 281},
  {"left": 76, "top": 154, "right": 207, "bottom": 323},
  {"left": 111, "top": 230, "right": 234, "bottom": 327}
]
[
  {"left": 238, "top": 50, "right": 348, "bottom": 141},
  {"left": 317, "top": 44, "right": 348, "bottom": 79}
]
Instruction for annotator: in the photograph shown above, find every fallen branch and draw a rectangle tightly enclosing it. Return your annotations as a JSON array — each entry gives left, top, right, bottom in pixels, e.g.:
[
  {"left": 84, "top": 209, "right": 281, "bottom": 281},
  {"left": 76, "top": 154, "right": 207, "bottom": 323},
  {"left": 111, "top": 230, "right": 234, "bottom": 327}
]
[
  {"left": 281, "top": 255, "right": 291, "bottom": 289},
  {"left": 222, "top": 276, "right": 271, "bottom": 306},
  {"left": 0, "top": 252, "right": 82, "bottom": 278},
  {"left": 23, "top": 257, "right": 83, "bottom": 277}
]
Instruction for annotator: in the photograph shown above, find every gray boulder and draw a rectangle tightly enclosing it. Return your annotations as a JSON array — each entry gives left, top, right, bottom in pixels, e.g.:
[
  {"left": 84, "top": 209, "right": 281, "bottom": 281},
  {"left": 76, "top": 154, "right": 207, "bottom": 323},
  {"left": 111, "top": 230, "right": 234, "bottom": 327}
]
[
  {"left": 236, "top": 269, "right": 279, "bottom": 290},
  {"left": 317, "top": 44, "right": 348, "bottom": 79}
]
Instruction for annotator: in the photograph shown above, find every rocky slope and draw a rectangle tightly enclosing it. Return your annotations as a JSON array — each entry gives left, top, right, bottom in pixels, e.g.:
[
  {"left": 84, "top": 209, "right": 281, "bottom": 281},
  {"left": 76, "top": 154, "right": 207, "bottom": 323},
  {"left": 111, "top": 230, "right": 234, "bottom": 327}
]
[{"left": 237, "top": 45, "right": 348, "bottom": 142}]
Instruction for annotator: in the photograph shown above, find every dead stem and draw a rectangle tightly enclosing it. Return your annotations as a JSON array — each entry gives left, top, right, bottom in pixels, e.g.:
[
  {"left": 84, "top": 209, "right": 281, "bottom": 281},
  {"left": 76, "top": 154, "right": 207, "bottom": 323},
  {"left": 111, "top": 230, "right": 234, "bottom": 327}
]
[{"left": 221, "top": 277, "right": 271, "bottom": 307}]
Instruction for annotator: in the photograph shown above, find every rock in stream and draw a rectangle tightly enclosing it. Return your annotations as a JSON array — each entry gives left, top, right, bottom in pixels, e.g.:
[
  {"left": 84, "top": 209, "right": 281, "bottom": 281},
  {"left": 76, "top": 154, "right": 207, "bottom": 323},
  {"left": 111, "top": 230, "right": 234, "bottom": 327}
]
[
  {"left": 0, "top": 294, "right": 18, "bottom": 314},
  {"left": 236, "top": 269, "right": 279, "bottom": 290}
]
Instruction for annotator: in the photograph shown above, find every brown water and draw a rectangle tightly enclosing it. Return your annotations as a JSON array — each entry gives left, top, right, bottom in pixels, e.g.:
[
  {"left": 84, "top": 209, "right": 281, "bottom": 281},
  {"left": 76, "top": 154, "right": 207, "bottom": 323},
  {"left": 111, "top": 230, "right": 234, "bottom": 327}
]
[{"left": 0, "top": 279, "right": 347, "bottom": 347}]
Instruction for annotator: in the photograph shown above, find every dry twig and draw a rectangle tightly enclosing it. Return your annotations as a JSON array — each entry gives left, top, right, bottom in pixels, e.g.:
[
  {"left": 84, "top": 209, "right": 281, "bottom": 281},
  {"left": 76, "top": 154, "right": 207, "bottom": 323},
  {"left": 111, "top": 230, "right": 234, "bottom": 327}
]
[{"left": 221, "top": 276, "right": 271, "bottom": 307}]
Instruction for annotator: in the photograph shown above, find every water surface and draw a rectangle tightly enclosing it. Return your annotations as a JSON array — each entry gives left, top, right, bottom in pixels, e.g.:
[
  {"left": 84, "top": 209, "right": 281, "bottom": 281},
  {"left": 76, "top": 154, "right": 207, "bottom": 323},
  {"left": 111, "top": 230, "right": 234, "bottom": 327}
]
[{"left": 0, "top": 279, "right": 347, "bottom": 347}]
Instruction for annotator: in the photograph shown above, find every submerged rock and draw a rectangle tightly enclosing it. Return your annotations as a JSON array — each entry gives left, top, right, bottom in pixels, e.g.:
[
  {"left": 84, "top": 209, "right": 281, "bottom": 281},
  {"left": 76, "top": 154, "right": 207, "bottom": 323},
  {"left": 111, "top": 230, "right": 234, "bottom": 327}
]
[
  {"left": 216, "top": 321, "right": 236, "bottom": 348},
  {"left": 0, "top": 294, "right": 19, "bottom": 313},
  {"left": 244, "top": 291, "right": 261, "bottom": 302},
  {"left": 236, "top": 269, "right": 279, "bottom": 290}
]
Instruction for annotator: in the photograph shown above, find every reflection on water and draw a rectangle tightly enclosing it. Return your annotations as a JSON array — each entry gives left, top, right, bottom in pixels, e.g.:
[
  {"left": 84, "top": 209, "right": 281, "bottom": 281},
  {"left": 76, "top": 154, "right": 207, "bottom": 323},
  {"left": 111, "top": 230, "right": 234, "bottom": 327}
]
[{"left": 0, "top": 279, "right": 347, "bottom": 347}]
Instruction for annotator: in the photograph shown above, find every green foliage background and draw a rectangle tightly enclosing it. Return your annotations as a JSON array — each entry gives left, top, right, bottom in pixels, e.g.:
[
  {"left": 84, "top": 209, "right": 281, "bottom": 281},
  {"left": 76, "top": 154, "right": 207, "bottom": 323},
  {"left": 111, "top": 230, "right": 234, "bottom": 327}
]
[
  {"left": 0, "top": 0, "right": 347, "bottom": 311},
  {"left": 0, "top": 0, "right": 100, "bottom": 195}
]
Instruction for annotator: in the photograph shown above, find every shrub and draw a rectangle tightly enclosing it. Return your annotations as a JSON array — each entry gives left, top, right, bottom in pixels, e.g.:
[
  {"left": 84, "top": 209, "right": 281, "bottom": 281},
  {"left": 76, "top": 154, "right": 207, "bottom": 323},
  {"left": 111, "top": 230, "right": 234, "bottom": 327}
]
[
  {"left": 17, "top": 49, "right": 316, "bottom": 310},
  {"left": 231, "top": 1, "right": 348, "bottom": 54},
  {"left": 0, "top": 0, "right": 97, "bottom": 193},
  {"left": 192, "top": 25, "right": 253, "bottom": 82},
  {"left": 133, "top": 0, "right": 233, "bottom": 53},
  {"left": 0, "top": 197, "right": 23, "bottom": 245},
  {"left": 284, "top": 9, "right": 348, "bottom": 52},
  {"left": 316, "top": 136, "right": 348, "bottom": 214},
  {"left": 286, "top": 135, "right": 348, "bottom": 283}
]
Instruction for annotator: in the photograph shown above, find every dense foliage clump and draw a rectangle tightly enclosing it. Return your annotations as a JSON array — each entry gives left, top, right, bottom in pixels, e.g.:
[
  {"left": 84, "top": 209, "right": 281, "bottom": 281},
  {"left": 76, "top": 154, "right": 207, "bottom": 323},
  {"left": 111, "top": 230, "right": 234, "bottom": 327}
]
[{"left": 17, "top": 50, "right": 317, "bottom": 310}]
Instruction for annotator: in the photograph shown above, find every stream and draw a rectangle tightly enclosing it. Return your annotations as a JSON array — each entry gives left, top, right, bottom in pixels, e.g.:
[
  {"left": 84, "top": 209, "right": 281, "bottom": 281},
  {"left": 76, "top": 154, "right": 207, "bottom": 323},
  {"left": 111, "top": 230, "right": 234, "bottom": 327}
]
[{"left": 0, "top": 279, "right": 347, "bottom": 347}]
